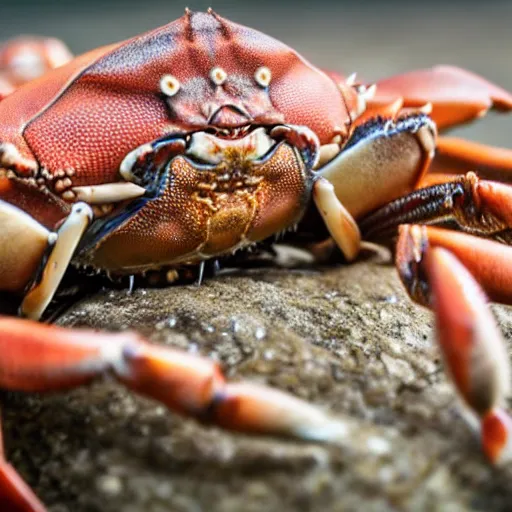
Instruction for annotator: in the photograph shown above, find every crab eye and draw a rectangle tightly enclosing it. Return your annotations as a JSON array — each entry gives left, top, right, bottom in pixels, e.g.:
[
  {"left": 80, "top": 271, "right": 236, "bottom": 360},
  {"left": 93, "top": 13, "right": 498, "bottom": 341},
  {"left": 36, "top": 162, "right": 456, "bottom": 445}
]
[
  {"left": 160, "top": 74, "right": 181, "bottom": 97},
  {"left": 254, "top": 66, "right": 271, "bottom": 88},
  {"left": 210, "top": 67, "right": 227, "bottom": 86}
]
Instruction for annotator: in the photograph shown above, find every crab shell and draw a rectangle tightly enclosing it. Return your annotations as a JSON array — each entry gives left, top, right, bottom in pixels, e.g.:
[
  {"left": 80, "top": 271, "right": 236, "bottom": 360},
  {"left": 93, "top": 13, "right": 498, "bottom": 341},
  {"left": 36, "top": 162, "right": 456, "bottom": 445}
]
[{"left": 0, "top": 10, "right": 362, "bottom": 274}]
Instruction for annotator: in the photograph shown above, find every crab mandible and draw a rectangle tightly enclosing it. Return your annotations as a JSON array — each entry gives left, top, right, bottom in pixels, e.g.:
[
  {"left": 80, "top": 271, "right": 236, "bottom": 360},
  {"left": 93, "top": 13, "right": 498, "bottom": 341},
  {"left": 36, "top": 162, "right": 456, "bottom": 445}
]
[{"left": 1, "top": 8, "right": 512, "bottom": 511}]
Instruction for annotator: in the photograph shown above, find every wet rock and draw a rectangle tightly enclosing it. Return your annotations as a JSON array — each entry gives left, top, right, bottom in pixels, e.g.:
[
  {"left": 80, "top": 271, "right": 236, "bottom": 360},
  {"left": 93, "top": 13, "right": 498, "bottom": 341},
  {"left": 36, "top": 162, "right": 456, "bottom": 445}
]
[{"left": 4, "top": 259, "right": 512, "bottom": 511}]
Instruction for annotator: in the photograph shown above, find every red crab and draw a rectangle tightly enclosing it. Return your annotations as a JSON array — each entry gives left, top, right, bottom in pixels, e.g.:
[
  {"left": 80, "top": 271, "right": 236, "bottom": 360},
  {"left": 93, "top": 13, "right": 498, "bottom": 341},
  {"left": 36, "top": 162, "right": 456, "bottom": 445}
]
[{"left": 1, "top": 8, "right": 512, "bottom": 511}]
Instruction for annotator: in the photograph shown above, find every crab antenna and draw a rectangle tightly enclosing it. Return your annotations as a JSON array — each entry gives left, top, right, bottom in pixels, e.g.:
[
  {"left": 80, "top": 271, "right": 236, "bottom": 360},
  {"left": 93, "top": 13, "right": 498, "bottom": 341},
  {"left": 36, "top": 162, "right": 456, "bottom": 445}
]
[{"left": 207, "top": 8, "right": 232, "bottom": 39}]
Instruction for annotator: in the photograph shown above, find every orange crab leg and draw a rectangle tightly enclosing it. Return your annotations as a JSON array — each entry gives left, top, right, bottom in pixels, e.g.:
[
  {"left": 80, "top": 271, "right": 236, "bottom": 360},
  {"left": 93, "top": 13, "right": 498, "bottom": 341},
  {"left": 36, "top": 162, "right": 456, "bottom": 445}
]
[
  {"left": 425, "top": 246, "right": 512, "bottom": 465},
  {"left": 429, "top": 137, "right": 512, "bottom": 182},
  {"left": 360, "top": 172, "right": 512, "bottom": 242},
  {"left": 0, "top": 36, "right": 72, "bottom": 89},
  {"left": 0, "top": 412, "right": 46, "bottom": 512},
  {"left": 0, "top": 463, "right": 46, "bottom": 512},
  {"left": 0, "top": 74, "right": 14, "bottom": 100},
  {"left": 0, "top": 317, "right": 346, "bottom": 441},
  {"left": 396, "top": 225, "right": 512, "bottom": 306},
  {"left": 367, "top": 65, "right": 512, "bottom": 131},
  {"left": 396, "top": 226, "right": 512, "bottom": 464},
  {"left": 409, "top": 227, "right": 512, "bottom": 305}
]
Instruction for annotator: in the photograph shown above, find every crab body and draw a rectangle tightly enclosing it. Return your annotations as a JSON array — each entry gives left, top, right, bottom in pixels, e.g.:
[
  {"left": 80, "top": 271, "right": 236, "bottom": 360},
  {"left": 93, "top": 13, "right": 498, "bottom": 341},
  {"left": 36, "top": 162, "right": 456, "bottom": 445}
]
[
  {"left": 2, "top": 9, "right": 512, "bottom": 511},
  {"left": 0, "top": 11, "right": 360, "bottom": 277}
]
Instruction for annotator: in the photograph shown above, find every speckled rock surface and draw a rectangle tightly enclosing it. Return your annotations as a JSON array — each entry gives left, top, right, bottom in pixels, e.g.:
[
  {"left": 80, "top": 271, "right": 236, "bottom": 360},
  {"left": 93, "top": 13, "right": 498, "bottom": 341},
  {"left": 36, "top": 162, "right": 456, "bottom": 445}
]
[{"left": 4, "top": 260, "right": 512, "bottom": 511}]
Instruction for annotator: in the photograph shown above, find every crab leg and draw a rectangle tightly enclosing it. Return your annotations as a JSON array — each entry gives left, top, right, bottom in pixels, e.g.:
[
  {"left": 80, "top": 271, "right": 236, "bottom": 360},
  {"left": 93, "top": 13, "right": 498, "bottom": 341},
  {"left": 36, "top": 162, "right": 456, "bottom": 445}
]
[
  {"left": 425, "top": 246, "right": 512, "bottom": 464},
  {"left": 428, "top": 137, "right": 512, "bottom": 182},
  {"left": 0, "top": 36, "right": 72, "bottom": 91},
  {"left": 367, "top": 66, "right": 512, "bottom": 131},
  {"left": 20, "top": 202, "right": 93, "bottom": 320},
  {"left": 312, "top": 177, "right": 361, "bottom": 261},
  {"left": 396, "top": 225, "right": 512, "bottom": 464},
  {"left": 398, "top": 226, "right": 512, "bottom": 306},
  {"left": 0, "top": 316, "right": 346, "bottom": 441},
  {"left": 0, "top": 410, "right": 46, "bottom": 512},
  {"left": 360, "top": 172, "right": 512, "bottom": 242}
]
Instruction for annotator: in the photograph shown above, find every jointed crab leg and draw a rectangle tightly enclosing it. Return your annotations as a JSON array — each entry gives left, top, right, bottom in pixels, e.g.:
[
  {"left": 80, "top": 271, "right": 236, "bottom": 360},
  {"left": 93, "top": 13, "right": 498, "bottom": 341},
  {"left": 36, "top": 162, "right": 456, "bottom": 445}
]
[
  {"left": 0, "top": 316, "right": 350, "bottom": 510},
  {"left": 429, "top": 137, "right": 512, "bottom": 182},
  {"left": 426, "top": 245, "right": 512, "bottom": 464},
  {"left": 396, "top": 225, "right": 512, "bottom": 464},
  {"left": 360, "top": 172, "right": 512, "bottom": 242},
  {"left": 366, "top": 65, "right": 512, "bottom": 131},
  {"left": 399, "top": 226, "right": 512, "bottom": 306},
  {"left": 0, "top": 317, "right": 347, "bottom": 439}
]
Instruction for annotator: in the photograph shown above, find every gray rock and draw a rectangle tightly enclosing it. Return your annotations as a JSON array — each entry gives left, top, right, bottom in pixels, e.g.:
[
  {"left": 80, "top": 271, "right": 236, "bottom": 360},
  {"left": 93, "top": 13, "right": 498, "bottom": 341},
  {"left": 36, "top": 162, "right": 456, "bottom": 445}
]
[{"left": 4, "top": 259, "right": 512, "bottom": 511}]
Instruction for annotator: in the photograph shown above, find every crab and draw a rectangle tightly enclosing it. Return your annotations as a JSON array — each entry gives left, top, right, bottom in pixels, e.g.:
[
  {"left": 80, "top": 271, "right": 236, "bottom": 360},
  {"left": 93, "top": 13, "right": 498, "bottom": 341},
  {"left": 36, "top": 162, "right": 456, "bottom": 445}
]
[{"left": 1, "top": 8, "right": 512, "bottom": 510}]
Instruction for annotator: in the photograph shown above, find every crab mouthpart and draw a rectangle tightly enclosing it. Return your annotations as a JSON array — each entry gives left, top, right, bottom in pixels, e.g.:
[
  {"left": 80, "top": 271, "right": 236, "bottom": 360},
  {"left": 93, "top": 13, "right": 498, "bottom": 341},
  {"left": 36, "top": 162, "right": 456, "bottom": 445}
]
[
  {"left": 86, "top": 124, "right": 319, "bottom": 273},
  {"left": 186, "top": 127, "right": 275, "bottom": 165}
]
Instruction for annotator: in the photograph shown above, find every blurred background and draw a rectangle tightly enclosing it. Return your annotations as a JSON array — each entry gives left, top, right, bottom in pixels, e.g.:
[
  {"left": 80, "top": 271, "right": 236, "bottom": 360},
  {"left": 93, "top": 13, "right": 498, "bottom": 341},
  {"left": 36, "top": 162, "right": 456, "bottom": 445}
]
[{"left": 2, "top": 0, "right": 511, "bottom": 147}]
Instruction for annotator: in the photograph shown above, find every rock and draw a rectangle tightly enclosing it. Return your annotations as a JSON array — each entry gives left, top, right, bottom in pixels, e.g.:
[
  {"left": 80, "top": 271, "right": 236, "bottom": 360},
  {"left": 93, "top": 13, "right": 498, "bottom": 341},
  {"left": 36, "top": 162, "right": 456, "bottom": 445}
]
[{"left": 4, "top": 259, "right": 512, "bottom": 511}]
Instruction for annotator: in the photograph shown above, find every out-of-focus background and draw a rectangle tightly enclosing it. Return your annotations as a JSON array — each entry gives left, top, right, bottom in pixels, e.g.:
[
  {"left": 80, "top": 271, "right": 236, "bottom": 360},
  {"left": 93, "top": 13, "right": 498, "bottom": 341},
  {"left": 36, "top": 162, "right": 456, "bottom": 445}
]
[{"left": 2, "top": 0, "right": 511, "bottom": 146}]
